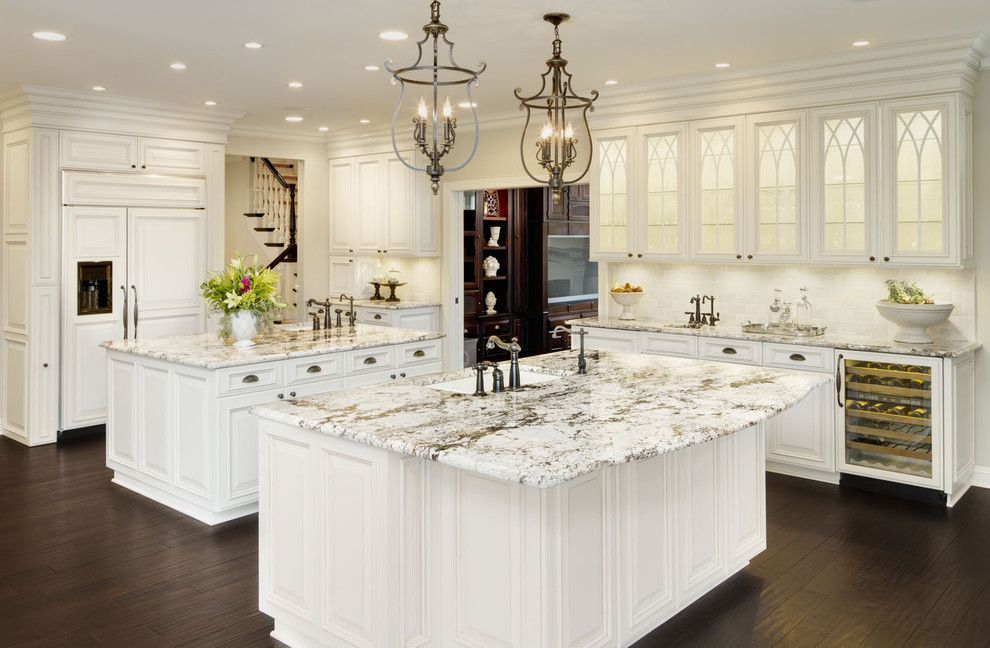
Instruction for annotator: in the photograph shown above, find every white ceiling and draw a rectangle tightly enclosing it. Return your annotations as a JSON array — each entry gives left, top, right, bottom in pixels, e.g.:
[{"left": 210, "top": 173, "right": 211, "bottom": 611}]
[{"left": 1, "top": 0, "right": 989, "bottom": 136}]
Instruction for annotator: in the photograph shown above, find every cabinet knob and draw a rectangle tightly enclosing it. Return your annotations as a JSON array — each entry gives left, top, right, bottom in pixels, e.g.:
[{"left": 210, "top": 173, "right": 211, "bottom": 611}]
[
  {"left": 637, "top": 253, "right": 643, "bottom": 258},
  {"left": 43, "top": 362, "right": 48, "bottom": 368},
  {"left": 348, "top": 259, "right": 353, "bottom": 263},
  {"left": 131, "top": 164, "right": 136, "bottom": 169},
  {"left": 627, "top": 253, "right": 633, "bottom": 258},
  {"left": 289, "top": 391, "right": 296, "bottom": 398},
  {"left": 883, "top": 256, "right": 890, "bottom": 262},
  {"left": 747, "top": 254, "right": 753, "bottom": 260},
  {"left": 390, "top": 373, "right": 397, "bottom": 380},
  {"left": 869, "top": 256, "right": 876, "bottom": 262},
  {"left": 277, "top": 393, "right": 284, "bottom": 399},
  {"left": 400, "top": 372, "right": 406, "bottom": 378},
  {"left": 736, "top": 254, "right": 742, "bottom": 259},
  {"left": 140, "top": 164, "right": 146, "bottom": 169}
]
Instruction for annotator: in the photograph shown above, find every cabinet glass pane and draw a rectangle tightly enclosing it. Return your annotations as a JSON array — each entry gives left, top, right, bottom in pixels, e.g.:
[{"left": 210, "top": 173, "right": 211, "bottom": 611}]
[
  {"left": 756, "top": 122, "right": 798, "bottom": 253},
  {"left": 597, "top": 139, "right": 628, "bottom": 251},
  {"left": 894, "top": 109, "right": 945, "bottom": 254},
  {"left": 645, "top": 133, "right": 679, "bottom": 253},
  {"left": 844, "top": 359, "right": 932, "bottom": 479},
  {"left": 698, "top": 128, "right": 736, "bottom": 253},
  {"left": 822, "top": 116, "right": 867, "bottom": 253}
]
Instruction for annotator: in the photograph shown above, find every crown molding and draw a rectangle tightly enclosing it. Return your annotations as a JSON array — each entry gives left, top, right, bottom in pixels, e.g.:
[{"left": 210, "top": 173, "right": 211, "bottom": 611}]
[
  {"left": 229, "top": 124, "right": 329, "bottom": 144},
  {"left": 0, "top": 85, "right": 243, "bottom": 143},
  {"left": 327, "top": 33, "right": 988, "bottom": 155}
]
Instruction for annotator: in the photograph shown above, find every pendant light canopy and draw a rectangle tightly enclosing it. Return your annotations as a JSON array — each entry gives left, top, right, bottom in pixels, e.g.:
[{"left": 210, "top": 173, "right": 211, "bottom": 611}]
[
  {"left": 386, "top": 0, "right": 486, "bottom": 195},
  {"left": 514, "top": 13, "right": 599, "bottom": 202}
]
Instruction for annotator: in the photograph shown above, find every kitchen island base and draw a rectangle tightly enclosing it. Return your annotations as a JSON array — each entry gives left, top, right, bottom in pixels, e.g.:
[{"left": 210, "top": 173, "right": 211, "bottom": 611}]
[{"left": 259, "top": 418, "right": 766, "bottom": 648}]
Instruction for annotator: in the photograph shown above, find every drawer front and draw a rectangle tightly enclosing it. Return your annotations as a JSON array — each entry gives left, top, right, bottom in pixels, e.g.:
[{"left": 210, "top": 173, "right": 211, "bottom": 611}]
[
  {"left": 481, "top": 318, "right": 513, "bottom": 337},
  {"left": 398, "top": 339, "right": 443, "bottom": 367},
  {"left": 217, "top": 363, "right": 283, "bottom": 396},
  {"left": 395, "top": 309, "right": 439, "bottom": 332},
  {"left": 762, "top": 343, "right": 833, "bottom": 373},
  {"left": 640, "top": 333, "right": 698, "bottom": 358},
  {"left": 285, "top": 354, "right": 345, "bottom": 385},
  {"left": 63, "top": 171, "right": 207, "bottom": 208},
  {"left": 699, "top": 337, "right": 762, "bottom": 365},
  {"left": 348, "top": 347, "right": 395, "bottom": 374},
  {"left": 356, "top": 307, "right": 394, "bottom": 326}
]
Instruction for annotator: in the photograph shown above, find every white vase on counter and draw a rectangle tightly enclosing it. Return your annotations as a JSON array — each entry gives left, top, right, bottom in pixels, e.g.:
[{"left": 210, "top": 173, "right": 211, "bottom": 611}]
[{"left": 229, "top": 310, "right": 258, "bottom": 348}]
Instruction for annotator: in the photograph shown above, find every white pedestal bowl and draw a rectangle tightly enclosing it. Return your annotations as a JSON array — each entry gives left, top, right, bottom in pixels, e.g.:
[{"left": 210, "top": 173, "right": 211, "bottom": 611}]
[
  {"left": 610, "top": 291, "right": 644, "bottom": 321},
  {"left": 876, "top": 301, "right": 954, "bottom": 344}
]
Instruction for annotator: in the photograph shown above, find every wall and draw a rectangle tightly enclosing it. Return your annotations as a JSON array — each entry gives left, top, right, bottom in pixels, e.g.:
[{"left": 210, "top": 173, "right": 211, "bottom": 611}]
[
  {"left": 973, "top": 69, "right": 990, "bottom": 471},
  {"left": 223, "top": 156, "right": 257, "bottom": 261}
]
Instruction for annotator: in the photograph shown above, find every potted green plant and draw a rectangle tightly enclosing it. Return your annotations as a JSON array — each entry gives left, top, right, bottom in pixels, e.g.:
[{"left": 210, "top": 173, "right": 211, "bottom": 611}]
[
  {"left": 201, "top": 256, "right": 285, "bottom": 348},
  {"left": 876, "top": 279, "right": 954, "bottom": 344}
]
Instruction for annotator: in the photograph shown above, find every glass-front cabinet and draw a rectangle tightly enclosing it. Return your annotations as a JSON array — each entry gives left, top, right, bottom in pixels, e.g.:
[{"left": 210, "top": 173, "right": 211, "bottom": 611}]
[
  {"left": 836, "top": 351, "right": 943, "bottom": 490},
  {"left": 589, "top": 128, "right": 635, "bottom": 260},
  {"left": 640, "top": 125, "right": 688, "bottom": 260},
  {"left": 690, "top": 117, "right": 744, "bottom": 261}
]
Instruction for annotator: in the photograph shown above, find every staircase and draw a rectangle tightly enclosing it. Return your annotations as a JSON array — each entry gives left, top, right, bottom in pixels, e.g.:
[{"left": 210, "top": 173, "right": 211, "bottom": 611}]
[{"left": 245, "top": 157, "right": 298, "bottom": 268}]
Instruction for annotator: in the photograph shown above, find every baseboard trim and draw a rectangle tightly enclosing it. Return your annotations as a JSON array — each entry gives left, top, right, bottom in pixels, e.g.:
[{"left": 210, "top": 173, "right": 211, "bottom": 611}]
[
  {"left": 110, "top": 472, "right": 257, "bottom": 526},
  {"left": 972, "top": 466, "right": 990, "bottom": 490},
  {"left": 58, "top": 424, "right": 105, "bottom": 443},
  {"left": 766, "top": 461, "right": 840, "bottom": 485}
]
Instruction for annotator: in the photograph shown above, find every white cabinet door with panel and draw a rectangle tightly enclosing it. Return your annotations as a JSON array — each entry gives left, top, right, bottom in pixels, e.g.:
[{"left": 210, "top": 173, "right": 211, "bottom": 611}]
[
  {"left": 690, "top": 117, "right": 745, "bottom": 261},
  {"left": 60, "top": 131, "right": 139, "bottom": 172},
  {"left": 639, "top": 125, "right": 689, "bottom": 261},
  {"left": 766, "top": 379, "right": 835, "bottom": 475},
  {"left": 355, "top": 155, "right": 385, "bottom": 255},
  {"left": 590, "top": 128, "right": 636, "bottom": 260},
  {"left": 383, "top": 153, "right": 414, "bottom": 256},
  {"left": 138, "top": 138, "right": 208, "bottom": 175},
  {"left": 328, "top": 159, "right": 356, "bottom": 256}
]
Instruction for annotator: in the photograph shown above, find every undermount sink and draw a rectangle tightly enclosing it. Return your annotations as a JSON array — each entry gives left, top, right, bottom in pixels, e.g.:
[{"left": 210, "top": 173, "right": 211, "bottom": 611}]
[
  {"left": 276, "top": 322, "right": 313, "bottom": 332},
  {"left": 430, "top": 368, "right": 563, "bottom": 395},
  {"left": 664, "top": 323, "right": 705, "bottom": 329},
  {"left": 740, "top": 322, "right": 827, "bottom": 337}
]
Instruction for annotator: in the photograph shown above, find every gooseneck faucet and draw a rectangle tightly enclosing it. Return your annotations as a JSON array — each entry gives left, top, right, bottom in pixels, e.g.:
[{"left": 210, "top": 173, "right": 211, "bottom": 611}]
[
  {"left": 702, "top": 295, "right": 720, "bottom": 327},
  {"left": 550, "top": 325, "right": 588, "bottom": 374},
  {"left": 685, "top": 295, "right": 702, "bottom": 326},
  {"left": 338, "top": 294, "right": 356, "bottom": 327},
  {"left": 306, "top": 298, "right": 332, "bottom": 329},
  {"left": 486, "top": 336, "right": 522, "bottom": 390}
]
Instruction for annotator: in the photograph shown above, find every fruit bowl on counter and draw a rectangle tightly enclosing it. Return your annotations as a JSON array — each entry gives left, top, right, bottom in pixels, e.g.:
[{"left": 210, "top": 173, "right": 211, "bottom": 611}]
[
  {"left": 876, "top": 279, "right": 954, "bottom": 344},
  {"left": 610, "top": 283, "right": 644, "bottom": 320}
]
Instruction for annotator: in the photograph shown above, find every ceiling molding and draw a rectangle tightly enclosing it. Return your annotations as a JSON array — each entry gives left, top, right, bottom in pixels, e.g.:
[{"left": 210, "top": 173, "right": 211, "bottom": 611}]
[
  {"left": 229, "top": 124, "right": 329, "bottom": 144},
  {"left": 327, "top": 32, "right": 988, "bottom": 155},
  {"left": 0, "top": 85, "right": 243, "bottom": 143}
]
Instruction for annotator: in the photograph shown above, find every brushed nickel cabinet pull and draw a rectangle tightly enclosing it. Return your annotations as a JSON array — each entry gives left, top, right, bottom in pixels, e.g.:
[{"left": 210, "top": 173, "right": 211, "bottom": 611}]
[
  {"left": 289, "top": 391, "right": 296, "bottom": 398},
  {"left": 121, "top": 285, "right": 129, "bottom": 340},
  {"left": 722, "top": 347, "right": 737, "bottom": 355},
  {"left": 789, "top": 353, "right": 806, "bottom": 362},
  {"left": 413, "top": 349, "right": 426, "bottom": 358},
  {"left": 131, "top": 285, "right": 138, "bottom": 339},
  {"left": 242, "top": 374, "right": 259, "bottom": 383},
  {"left": 835, "top": 354, "right": 844, "bottom": 407},
  {"left": 363, "top": 356, "right": 377, "bottom": 365},
  {"left": 306, "top": 365, "right": 322, "bottom": 374}
]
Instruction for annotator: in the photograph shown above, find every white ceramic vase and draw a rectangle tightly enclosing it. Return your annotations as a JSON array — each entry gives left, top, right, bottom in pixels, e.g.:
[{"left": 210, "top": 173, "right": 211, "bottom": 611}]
[
  {"left": 230, "top": 310, "right": 258, "bottom": 348},
  {"left": 483, "top": 256, "right": 500, "bottom": 277},
  {"left": 488, "top": 226, "right": 501, "bottom": 246},
  {"left": 875, "top": 301, "right": 954, "bottom": 344}
]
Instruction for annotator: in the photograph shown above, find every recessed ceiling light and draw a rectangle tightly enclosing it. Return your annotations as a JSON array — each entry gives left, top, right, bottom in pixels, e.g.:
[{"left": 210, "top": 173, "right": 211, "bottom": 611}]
[
  {"left": 204, "top": 100, "right": 217, "bottom": 106},
  {"left": 243, "top": 41, "right": 263, "bottom": 49},
  {"left": 91, "top": 86, "right": 107, "bottom": 92},
  {"left": 604, "top": 79, "right": 619, "bottom": 86},
  {"left": 285, "top": 115, "right": 304, "bottom": 122},
  {"left": 714, "top": 62, "right": 732, "bottom": 69},
  {"left": 359, "top": 119, "right": 371, "bottom": 124},
  {"left": 288, "top": 81, "right": 303, "bottom": 89},
  {"left": 364, "top": 65, "right": 380, "bottom": 71},
  {"left": 852, "top": 40, "right": 871, "bottom": 48},
  {"left": 32, "top": 31, "right": 66, "bottom": 41},
  {"left": 170, "top": 62, "right": 187, "bottom": 70},
  {"left": 318, "top": 126, "right": 330, "bottom": 132},
  {"left": 457, "top": 101, "right": 478, "bottom": 109},
  {"left": 379, "top": 31, "right": 409, "bottom": 41}
]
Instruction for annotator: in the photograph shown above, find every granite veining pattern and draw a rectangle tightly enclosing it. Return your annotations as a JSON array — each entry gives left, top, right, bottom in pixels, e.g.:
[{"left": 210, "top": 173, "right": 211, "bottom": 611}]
[
  {"left": 103, "top": 325, "right": 444, "bottom": 369},
  {"left": 251, "top": 350, "right": 827, "bottom": 488},
  {"left": 343, "top": 298, "right": 440, "bottom": 310},
  {"left": 570, "top": 316, "right": 981, "bottom": 358}
]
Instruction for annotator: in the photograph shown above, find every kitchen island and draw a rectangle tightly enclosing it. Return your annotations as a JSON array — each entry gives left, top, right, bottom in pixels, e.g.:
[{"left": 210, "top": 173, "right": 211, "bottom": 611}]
[
  {"left": 251, "top": 349, "right": 827, "bottom": 648},
  {"left": 103, "top": 324, "right": 443, "bottom": 524}
]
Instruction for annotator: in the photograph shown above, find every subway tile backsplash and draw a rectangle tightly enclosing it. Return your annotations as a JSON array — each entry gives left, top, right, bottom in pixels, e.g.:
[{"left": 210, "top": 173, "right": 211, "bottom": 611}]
[{"left": 603, "top": 262, "right": 976, "bottom": 342}]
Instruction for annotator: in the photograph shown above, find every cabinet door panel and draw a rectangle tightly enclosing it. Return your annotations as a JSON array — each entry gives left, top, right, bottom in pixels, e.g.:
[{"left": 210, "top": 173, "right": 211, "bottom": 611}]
[
  {"left": 139, "top": 138, "right": 207, "bottom": 175},
  {"left": 383, "top": 154, "right": 414, "bottom": 255},
  {"left": 590, "top": 129, "right": 635, "bottom": 260},
  {"left": 690, "top": 118, "right": 744, "bottom": 261},
  {"left": 641, "top": 126, "right": 688, "bottom": 260},
  {"left": 766, "top": 381, "right": 834, "bottom": 472},
  {"left": 60, "top": 132, "right": 138, "bottom": 172},
  {"left": 107, "top": 358, "right": 138, "bottom": 467},
  {"left": 355, "top": 156, "right": 384, "bottom": 254},
  {"left": 138, "top": 364, "right": 172, "bottom": 481},
  {"left": 748, "top": 111, "right": 807, "bottom": 262},
  {"left": 219, "top": 388, "right": 284, "bottom": 507},
  {"left": 329, "top": 160, "right": 356, "bottom": 256}
]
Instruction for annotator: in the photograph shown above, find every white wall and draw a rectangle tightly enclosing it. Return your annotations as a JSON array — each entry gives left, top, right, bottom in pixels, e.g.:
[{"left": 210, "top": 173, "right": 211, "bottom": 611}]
[
  {"left": 972, "top": 70, "right": 990, "bottom": 469},
  {"left": 224, "top": 156, "right": 259, "bottom": 261}
]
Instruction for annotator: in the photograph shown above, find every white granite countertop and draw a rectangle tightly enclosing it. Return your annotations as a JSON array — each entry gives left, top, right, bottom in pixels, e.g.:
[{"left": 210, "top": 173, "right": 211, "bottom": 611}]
[
  {"left": 251, "top": 350, "right": 826, "bottom": 488},
  {"left": 103, "top": 325, "right": 444, "bottom": 370},
  {"left": 569, "top": 316, "right": 981, "bottom": 359},
  {"left": 340, "top": 298, "right": 440, "bottom": 310}
]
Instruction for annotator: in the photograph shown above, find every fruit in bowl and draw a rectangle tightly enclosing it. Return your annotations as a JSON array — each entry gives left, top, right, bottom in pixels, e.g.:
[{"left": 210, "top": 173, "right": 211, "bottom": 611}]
[
  {"left": 876, "top": 279, "right": 954, "bottom": 344},
  {"left": 610, "top": 283, "right": 644, "bottom": 320}
]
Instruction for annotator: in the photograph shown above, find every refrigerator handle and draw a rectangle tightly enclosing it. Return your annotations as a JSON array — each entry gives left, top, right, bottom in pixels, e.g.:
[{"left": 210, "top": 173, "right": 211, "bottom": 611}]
[
  {"left": 835, "top": 353, "right": 843, "bottom": 407},
  {"left": 121, "top": 285, "right": 129, "bottom": 340},
  {"left": 131, "top": 285, "right": 138, "bottom": 339}
]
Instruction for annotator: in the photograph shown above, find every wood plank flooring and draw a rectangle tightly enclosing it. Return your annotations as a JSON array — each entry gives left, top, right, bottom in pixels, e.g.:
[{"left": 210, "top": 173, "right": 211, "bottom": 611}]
[{"left": 2, "top": 435, "right": 989, "bottom": 647}]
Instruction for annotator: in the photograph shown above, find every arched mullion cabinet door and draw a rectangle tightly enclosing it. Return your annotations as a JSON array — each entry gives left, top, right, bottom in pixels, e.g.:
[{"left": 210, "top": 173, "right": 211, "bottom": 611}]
[
  {"left": 688, "top": 116, "right": 745, "bottom": 262},
  {"left": 638, "top": 124, "right": 689, "bottom": 262},
  {"left": 745, "top": 110, "right": 809, "bottom": 264},
  {"left": 808, "top": 103, "right": 880, "bottom": 265},
  {"left": 589, "top": 127, "right": 637, "bottom": 261},
  {"left": 881, "top": 96, "right": 959, "bottom": 267}
]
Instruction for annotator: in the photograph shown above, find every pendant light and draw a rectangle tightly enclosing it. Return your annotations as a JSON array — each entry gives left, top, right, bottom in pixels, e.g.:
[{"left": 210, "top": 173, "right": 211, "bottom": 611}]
[
  {"left": 386, "top": 0, "right": 486, "bottom": 195},
  {"left": 514, "top": 13, "right": 599, "bottom": 202}
]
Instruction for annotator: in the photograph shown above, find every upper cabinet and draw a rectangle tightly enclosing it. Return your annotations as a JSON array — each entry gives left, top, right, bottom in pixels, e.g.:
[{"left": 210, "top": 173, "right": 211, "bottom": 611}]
[
  {"left": 589, "top": 93, "right": 972, "bottom": 268},
  {"left": 59, "top": 131, "right": 208, "bottom": 176},
  {"left": 327, "top": 150, "right": 439, "bottom": 259}
]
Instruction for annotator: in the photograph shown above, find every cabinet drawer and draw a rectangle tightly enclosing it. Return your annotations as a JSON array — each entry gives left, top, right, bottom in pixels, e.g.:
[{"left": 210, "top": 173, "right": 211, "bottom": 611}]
[
  {"left": 481, "top": 318, "right": 513, "bottom": 337},
  {"left": 217, "top": 363, "right": 282, "bottom": 396},
  {"left": 356, "top": 307, "right": 393, "bottom": 326},
  {"left": 347, "top": 348, "right": 395, "bottom": 374},
  {"left": 699, "top": 337, "right": 762, "bottom": 365},
  {"left": 640, "top": 332, "right": 698, "bottom": 358},
  {"left": 398, "top": 339, "right": 442, "bottom": 367},
  {"left": 285, "top": 354, "right": 345, "bottom": 385},
  {"left": 762, "top": 343, "right": 833, "bottom": 373},
  {"left": 582, "top": 327, "right": 639, "bottom": 354}
]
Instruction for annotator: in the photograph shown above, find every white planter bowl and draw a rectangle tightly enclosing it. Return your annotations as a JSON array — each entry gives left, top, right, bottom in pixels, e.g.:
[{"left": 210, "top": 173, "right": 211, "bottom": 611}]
[
  {"left": 876, "top": 301, "right": 954, "bottom": 344},
  {"left": 610, "top": 291, "right": 644, "bottom": 321}
]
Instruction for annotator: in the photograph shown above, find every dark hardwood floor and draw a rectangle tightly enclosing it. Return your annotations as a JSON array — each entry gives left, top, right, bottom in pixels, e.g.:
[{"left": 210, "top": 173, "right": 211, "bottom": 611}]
[{"left": 2, "top": 435, "right": 989, "bottom": 648}]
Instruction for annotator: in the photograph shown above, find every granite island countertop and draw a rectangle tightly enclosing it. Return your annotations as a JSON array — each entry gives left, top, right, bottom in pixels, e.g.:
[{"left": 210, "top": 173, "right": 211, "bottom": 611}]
[
  {"left": 569, "top": 316, "right": 981, "bottom": 359},
  {"left": 103, "top": 324, "right": 444, "bottom": 370},
  {"left": 251, "top": 350, "right": 827, "bottom": 488},
  {"left": 330, "top": 298, "right": 440, "bottom": 310}
]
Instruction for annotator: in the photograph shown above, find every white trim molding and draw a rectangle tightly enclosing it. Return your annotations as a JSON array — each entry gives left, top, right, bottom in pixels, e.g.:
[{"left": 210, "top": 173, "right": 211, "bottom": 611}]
[{"left": 972, "top": 466, "right": 990, "bottom": 490}]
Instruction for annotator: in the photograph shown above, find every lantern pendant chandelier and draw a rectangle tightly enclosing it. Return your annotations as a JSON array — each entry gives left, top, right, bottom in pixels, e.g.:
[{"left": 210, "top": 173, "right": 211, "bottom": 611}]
[
  {"left": 514, "top": 13, "right": 599, "bottom": 202},
  {"left": 385, "top": 0, "right": 486, "bottom": 195}
]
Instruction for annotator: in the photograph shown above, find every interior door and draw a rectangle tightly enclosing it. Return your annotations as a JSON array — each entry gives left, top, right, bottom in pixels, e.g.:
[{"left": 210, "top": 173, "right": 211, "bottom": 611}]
[{"left": 127, "top": 208, "right": 206, "bottom": 340}]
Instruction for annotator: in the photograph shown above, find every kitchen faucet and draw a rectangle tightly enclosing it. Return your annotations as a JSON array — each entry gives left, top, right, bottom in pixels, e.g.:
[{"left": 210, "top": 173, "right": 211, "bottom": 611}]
[
  {"left": 702, "top": 295, "right": 720, "bottom": 327},
  {"left": 685, "top": 295, "right": 703, "bottom": 326},
  {"left": 550, "top": 325, "right": 588, "bottom": 374},
  {"left": 306, "top": 298, "right": 333, "bottom": 329},
  {"left": 485, "top": 336, "right": 522, "bottom": 389},
  {"left": 338, "top": 294, "right": 357, "bottom": 327}
]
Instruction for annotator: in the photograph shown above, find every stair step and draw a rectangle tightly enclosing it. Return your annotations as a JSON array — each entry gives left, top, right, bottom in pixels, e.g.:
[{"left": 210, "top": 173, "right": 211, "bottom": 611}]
[
  {"left": 264, "top": 242, "right": 285, "bottom": 248},
  {"left": 253, "top": 227, "right": 276, "bottom": 232},
  {"left": 243, "top": 212, "right": 265, "bottom": 217}
]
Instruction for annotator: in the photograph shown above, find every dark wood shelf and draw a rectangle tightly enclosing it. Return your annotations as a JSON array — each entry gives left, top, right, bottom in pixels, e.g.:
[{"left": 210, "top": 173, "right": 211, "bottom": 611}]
[
  {"left": 481, "top": 275, "right": 507, "bottom": 281},
  {"left": 482, "top": 216, "right": 508, "bottom": 222},
  {"left": 464, "top": 231, "right": 478, "bottom": 237},
  {"left": 483, "top": 246, "right": 507, "bottom": 250}
]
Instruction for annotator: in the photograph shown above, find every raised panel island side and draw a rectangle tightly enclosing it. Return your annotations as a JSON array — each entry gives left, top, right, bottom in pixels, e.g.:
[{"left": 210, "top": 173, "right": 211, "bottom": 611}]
[
  {"left": 103, "top": 324, "right": 443, "bottom": 524},
  {"left": 250, "top": 349, "right": 828, "bottom": 648}
]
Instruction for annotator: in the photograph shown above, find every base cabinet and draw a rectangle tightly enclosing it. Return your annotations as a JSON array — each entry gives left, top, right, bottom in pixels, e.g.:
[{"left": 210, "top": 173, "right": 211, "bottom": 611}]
[
  {"left": 259, "top": 418, "right": 766, "bottom": 648},
  {"left": 766, "top": 380, "right": 835, "bottom": 475}
]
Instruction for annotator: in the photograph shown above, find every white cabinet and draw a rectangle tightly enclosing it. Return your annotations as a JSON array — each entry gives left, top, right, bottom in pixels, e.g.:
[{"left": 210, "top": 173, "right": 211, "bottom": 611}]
[
  {"left": 59, "top": 132, "right": 208, "bottom": 175},
  {"left": 690, "top": 117, "right": 745, "bottom": 261},
  {"left": 328, "top": 151, "right": 438, "bottom": 258},
  {"left": 590, "top": 128, "right": 636, "bottom": 260},
  {"left": 353, "top": 305, "right": 441, "bottom": 332},
  {"left": 583, "top": 327, "right": 639, "bottom": 353},
  {"left": 766, "top": 379, "right": 835, "bottom": 474}
]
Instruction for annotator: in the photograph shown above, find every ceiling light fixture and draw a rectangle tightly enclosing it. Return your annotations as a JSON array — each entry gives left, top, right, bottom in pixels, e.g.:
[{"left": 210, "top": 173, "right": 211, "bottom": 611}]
[
  {"left": 386, "top": 0, "right": 486, "bottom": 195},
  {"left": 604, "top": 79, "right": 619, "bottom": 85},
  {"left": 91, "top": 86, "right": 107, "bottom": 92},
  {"left": 514, "top": 13, "right": 598, "bottom": 202},
  {"left": 204, "top": 100, "right": 217, "bottom": 106},
  {"left": 457, "top": 101, "right": 478, "bottom": 109},
  {"left": 32, "top": 31, "right": 66, "bottom": 41},
  {"left": 364, "top": 65, "right": 380, "bottom": 71},
  {"left": 285, "top": 115, "right": 304, "bottom": 122},
  {"left": 288, "top": 81, "right": 303, "bottom": 88},
  {"left": 318, "top": 126, "right": 329, "bottom": 132},
  {"left": 360, "top": 119, "right": 371, "bottom": 124},
  {"left": 852, "top": 40, "right": 871, "bottom": 47},
  {"left": 714, "top": 62, "right": 731, "bottom": 69},
  {"left": 379, "top": 30, "right": 409, "bottom": 41},
  {"left": 243, "top": 41, "right": 263, "bottom": 49},
  {"left": 170, "top": 62, "right": 187, "bottom": 70}
]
